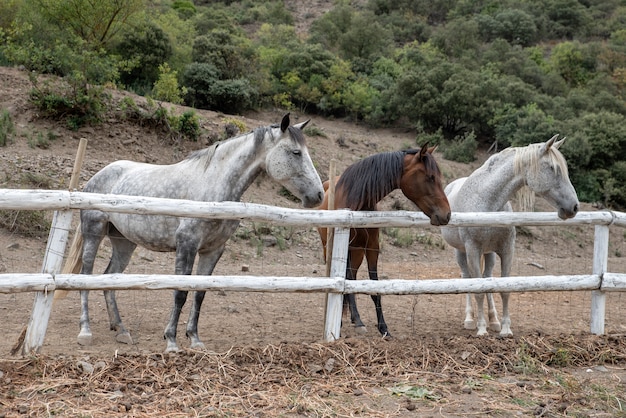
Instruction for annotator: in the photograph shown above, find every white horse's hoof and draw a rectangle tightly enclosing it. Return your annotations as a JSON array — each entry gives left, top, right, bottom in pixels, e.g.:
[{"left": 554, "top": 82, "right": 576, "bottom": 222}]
[
  {"left": 476, "top": 328, "right": 488, "bottom": 336},
  {"left": 355, "top": 325, "right": 367, "bottom": 335},
  {"left": 116, "top": 331, "right": 133, "bottom": 345},
  {"left": 489, "top": 322, "right": 502, "bottom": 332},
  {"left": 77, "top": 332, "right": 93, "bottom": 346},
  {"left": 464, "top": 320, "right": 476, "bottom": 330}
]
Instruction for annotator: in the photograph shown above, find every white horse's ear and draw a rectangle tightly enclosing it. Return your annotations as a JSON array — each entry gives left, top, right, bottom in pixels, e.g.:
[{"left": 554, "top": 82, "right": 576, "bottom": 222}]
[
  {"left": 280, "top": 113, "right": 290, "bottom": 132},
  {"left": 554, "top": 137, "right": 566, "bottom": 149},
  {"left": 293, "top": 119, "right": 310, "bottom": 130}
]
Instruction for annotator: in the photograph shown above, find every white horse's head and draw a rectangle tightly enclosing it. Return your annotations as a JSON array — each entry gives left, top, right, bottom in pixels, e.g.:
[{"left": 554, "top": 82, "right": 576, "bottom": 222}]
[
  {"left": 264, "top": 113, "right": 324, "bottom": 208},
  {"left": 522, "top": 135, "right": 579, "bottom": 220}
]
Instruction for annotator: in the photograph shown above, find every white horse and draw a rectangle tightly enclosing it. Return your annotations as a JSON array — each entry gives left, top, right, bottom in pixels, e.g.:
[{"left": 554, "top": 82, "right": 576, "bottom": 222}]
[
  {"left": 441, "top": 135, "right": 579, "bottom": 337},
  {"left": 62, "top": 114, "right": 324, "bottom": 352}
]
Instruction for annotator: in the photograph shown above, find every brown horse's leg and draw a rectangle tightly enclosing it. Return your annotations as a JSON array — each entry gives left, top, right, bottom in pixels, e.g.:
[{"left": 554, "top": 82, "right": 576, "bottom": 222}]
[
  {"left": 345, "top": 249, "right": 367, "bottom": 332},
  {"left": 365, "top": 242, "right": 390, "bottom": 338}
]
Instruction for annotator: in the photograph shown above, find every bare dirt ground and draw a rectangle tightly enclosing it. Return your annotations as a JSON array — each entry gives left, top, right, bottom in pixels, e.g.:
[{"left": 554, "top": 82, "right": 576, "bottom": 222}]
[{"left": 1, "top": 65, "right": 626, "bottom": 416}]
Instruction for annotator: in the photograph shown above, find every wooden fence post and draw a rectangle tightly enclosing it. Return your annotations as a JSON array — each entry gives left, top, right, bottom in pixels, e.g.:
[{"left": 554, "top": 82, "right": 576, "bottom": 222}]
[
  {"left": 21, "top": 138, "right": 87, "bottom": 355},
  {"left": 324, "top": 226, "right": 349, "bottom": 342},
  {"left": 590, "top": 224, "right": 609, "bottom": 335}
]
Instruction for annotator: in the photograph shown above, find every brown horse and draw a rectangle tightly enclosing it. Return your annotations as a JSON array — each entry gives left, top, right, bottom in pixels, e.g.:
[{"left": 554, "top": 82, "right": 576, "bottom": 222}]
[{"left": 318, "top": 144, "right": 451, "bottom": 338}]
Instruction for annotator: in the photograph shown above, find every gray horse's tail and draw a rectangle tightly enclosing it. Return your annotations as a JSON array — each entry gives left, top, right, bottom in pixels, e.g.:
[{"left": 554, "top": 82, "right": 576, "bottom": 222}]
[{"left": 54, "top": 225, "right": 83, "bottom": 300}]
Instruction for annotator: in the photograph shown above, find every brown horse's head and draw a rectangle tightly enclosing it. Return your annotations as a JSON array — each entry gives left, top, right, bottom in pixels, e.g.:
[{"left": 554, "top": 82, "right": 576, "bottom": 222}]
[{"left": 400, "top": 144, "right": 451, "bottom": 226}]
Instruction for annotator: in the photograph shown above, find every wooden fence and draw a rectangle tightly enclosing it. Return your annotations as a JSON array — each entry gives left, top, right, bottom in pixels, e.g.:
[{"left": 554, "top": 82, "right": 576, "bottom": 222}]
[{"left": 1, "top": 189, "right": 625, "bottom": 355}]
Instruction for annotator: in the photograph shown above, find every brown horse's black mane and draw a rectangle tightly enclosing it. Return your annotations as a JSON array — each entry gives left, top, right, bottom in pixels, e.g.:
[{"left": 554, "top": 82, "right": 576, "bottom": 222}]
[{"left": 337, "top": 149, "right": 438, "bottom": 211}]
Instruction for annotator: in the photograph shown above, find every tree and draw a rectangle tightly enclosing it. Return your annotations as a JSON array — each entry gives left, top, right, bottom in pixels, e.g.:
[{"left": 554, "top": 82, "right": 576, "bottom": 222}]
[
  {"left": 115, "top": 22, "right": 172, "bottom": 93},
  {"left": 34, "top": 0, "right": 144, "bottom": 49}
]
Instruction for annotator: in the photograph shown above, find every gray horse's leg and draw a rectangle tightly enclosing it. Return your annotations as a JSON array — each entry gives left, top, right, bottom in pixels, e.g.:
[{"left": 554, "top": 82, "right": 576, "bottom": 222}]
[
  {"left": 483, "top": 252, "right": 501, "bottom": 333},
  {"left": 185, "top": 249, "right": 224, "bottom": 350},
  {"left": 102, "top": 230, "right": 137, "bottom": 344},
  {"left": 163, "top": 239, "right": 199, "bottom": 353},
  {"left": 77, "top": 216, "right": 107, "bottom": 346},
  {"left": 455, "top": 250, "right": 475, "bottom": 330}
]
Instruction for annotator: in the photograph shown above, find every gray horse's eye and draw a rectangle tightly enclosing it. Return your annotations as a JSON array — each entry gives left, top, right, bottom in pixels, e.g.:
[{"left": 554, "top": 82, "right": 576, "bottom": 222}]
[{"left": 292, "top": 149, "right": 301, "bottom": 156}]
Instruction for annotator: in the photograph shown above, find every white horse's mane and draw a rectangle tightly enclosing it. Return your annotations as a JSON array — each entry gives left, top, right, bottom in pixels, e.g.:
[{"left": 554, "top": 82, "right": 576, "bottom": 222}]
[{"left": 504, "top": 142, "right": 569, "bottom": 212}]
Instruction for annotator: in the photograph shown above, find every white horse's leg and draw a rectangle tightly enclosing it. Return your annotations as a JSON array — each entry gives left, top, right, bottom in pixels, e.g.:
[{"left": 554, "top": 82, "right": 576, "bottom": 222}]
[
  {"left": 464, "top": 294, "right": 475, "bottom": 329},
  {"left": 499, "top": 247, "right": 514, "bottom": 337},
  {"left": 455, "top": 250, "right": 475, "bottom": 329},
  {"left": 474, "top": 293, "right": 488, "bottom": 336},
  {"left": 465, "top": 246, "right": 488, "bottom": 336},
  {"left": 483, "top": 253, "right": 501, "bottom": 332},
  {"left": 499, "top": 293, "right": 512, "bottom": 336}
]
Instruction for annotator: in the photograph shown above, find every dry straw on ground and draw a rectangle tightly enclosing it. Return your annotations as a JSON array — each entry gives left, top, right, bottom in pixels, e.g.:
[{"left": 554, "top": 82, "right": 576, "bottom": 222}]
[{"left": 1, "top": 334, "right": 625, "bottom": 417}]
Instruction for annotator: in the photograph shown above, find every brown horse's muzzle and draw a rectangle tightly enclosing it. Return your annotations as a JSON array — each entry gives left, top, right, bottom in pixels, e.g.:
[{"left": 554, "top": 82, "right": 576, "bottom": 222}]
[{"left": 429, "top": 210, "right": 451, "bottom": 226}]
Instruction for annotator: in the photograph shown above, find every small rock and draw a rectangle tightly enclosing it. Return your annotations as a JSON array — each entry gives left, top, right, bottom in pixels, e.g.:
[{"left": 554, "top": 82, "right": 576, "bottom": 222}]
[
  {"left": 76, "top": 360, "right": 94, "bottom": 374},
  {"left": 241, "top": 264, "right": 249, "bottom": 272},
  {"left": 324, "top": 358, "right": 335, "bottom": 372},
  {"left": 307, "top": 363, "right": 323, "bottom": 373}
]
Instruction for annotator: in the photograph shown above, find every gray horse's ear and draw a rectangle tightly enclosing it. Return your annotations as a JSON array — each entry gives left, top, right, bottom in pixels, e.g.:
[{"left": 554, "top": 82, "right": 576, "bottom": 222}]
[
  {"left": 542, "top": 134, "right": 559, "bottom": 153},
  {"left": 293, "top": 119, "right": 310, "bottom": 130},
  {"left": 280, "top": 113, "right": 290, "bottom": 132}
]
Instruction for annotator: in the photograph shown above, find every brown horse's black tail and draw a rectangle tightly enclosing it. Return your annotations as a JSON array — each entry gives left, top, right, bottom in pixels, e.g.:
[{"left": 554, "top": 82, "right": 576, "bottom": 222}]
[{"left": 54, "top": 224, "right": 83, "bottom": 301}]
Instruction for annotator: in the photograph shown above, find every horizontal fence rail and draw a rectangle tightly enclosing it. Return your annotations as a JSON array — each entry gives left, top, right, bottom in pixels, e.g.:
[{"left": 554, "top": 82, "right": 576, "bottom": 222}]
[
  {"left": 0, "top": 188, "right": 624, "bottom": 354},
  {"left": 2, "top": 273, "right": 626, "bottom": 295},
  {"left": 0, "top": 189, "right": 621, "bottom": 227}
]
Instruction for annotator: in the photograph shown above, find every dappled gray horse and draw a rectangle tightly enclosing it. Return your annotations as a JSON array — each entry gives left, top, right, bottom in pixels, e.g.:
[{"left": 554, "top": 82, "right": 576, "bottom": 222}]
[
  {"left": 441, "top": 135, "right": 579, "bottom": 337},
  {"left": 64, "top": 114, "right": 324, "bottom": 352}
]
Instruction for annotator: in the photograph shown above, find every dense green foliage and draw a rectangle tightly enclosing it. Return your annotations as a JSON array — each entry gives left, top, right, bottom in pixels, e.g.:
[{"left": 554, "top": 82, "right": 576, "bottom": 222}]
[{"left": 1, "top": 0, "right": 625, "bottom": 208}]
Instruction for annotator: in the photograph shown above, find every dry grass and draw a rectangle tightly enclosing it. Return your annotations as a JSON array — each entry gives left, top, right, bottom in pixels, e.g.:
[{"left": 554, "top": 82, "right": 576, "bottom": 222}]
[{"left": 1, "top": 334, "right": 625, "bottom": 417}]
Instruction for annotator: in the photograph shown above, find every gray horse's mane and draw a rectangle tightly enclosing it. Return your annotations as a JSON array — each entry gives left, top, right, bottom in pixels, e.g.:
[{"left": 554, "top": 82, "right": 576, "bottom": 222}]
[
  {"left": 185, "top": 123, "right": 306, "bottom": 171},
  {"left": 501, "top": 142, "right": 569, "bottom": 211}
]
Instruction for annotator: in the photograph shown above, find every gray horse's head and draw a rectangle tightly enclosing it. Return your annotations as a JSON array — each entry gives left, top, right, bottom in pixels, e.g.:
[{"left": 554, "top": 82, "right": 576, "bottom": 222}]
[{"left": 264, "top": 113, "right": 324, "bottom": 208}]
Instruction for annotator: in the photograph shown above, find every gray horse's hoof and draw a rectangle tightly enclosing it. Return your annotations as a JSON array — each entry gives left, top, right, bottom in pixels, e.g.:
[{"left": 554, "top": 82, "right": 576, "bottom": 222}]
[
  {"left": 77, "top": 332, "right": 93, "bottom": 346},
  {"left": 116, "top": 331, "right": 133, "bottom": 345},
  {"left": 190, "top": 341, "right": 206, "bottom": 350},
  {"left": 355, "top": 325, "right": 367, "bottom": 335},
  {"left": 464, "top": 320, "right": 476, "bottom": 330},
  {"left": 164, "top": 342, "right": 180, "bottom": 353}
]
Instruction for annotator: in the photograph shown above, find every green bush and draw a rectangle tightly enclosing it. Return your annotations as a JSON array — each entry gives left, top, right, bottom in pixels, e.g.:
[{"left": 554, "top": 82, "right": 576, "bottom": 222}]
[
  {"left": 29, "top": 72, "right": 110, "bottom": 130},
  {"left": 0, "top": 109, "right": 15, "bottom": 146},
  {"left": 182, "top": 62, "right": 257, "bottom": 113},
  {"left": 440, "top": 131, "right": 477, "bottom": 163},
  {"left": 175, "top": 110, "right": 200, "bottom": 142},
  {"left": 152, "top": 63, "right": 187, "bottom": 104}
]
